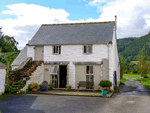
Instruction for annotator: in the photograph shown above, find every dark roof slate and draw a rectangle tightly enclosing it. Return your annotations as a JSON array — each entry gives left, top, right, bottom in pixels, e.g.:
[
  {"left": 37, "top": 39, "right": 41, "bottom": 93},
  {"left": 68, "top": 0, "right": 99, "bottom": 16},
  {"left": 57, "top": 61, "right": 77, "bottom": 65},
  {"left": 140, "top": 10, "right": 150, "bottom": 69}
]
[{"left": 28, "top": 21, "right": 115, "bottom": 45}]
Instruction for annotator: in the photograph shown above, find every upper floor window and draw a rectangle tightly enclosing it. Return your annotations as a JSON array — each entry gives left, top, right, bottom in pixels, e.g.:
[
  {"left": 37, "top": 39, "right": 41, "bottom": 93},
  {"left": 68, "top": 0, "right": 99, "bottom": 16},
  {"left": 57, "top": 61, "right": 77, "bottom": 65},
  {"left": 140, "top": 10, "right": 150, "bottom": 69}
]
[
  {"left": 83, "top": 45, "right": 92, "bottom": 54},
  {"left": 53, "top": 45, "right": 61, "bottom": 54}
]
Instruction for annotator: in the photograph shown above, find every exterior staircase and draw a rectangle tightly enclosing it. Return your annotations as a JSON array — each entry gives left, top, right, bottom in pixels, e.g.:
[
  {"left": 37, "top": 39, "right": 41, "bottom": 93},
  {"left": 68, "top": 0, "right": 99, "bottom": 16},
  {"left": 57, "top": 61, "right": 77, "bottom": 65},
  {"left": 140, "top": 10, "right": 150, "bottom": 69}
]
[{"left": 8, "top": 58, "right": 43, "bottom": 93}]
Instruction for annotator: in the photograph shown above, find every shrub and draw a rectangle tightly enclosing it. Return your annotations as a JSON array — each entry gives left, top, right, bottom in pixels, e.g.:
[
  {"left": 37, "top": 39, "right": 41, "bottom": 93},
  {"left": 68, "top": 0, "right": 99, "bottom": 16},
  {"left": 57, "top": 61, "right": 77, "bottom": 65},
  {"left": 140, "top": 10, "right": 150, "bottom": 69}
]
[
  {"left": 39, "top": 84, "right": 44, "bottom": 89},
  {"left": 5, "top": 84, "right": 19, "bottom": 94},
  {"left": 144, "top": 75, "right": 149, "bottom": 78},
  {"left": 99, "top": 80, "right": 112, "bottom": 87},
  {"left": 66, "top": 85, "right": 72, "bottom": 91},
  {"left": 30, "top": 83, "right": 40, "bottom": 89},
  {"left": 48, "top": 83, "right": 55, "bottom": 89}
]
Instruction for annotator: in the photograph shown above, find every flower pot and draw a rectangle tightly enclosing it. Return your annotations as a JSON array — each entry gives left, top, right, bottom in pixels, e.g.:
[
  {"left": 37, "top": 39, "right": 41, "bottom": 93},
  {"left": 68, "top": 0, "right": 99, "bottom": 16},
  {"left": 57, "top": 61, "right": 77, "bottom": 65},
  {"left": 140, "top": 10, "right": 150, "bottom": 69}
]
[
  {"left": 32, "top": 88, "right": 38, "bottom": 92},
  {"left": 106, "top": 87, "right": 110, "bottom": 90},
  {"left": 102, "top": 91, "right": 107, "bottom": 96}
]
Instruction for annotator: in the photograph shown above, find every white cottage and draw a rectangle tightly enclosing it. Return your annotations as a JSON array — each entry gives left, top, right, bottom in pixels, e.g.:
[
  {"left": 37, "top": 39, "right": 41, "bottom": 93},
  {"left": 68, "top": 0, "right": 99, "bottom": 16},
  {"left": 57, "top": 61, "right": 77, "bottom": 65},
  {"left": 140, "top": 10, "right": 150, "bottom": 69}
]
[
  {"left": 0, "top": 63, "right": 7, "bottom": 95},
  {"left": 11, "top": 16, "right": 120, "bottom": 91}
]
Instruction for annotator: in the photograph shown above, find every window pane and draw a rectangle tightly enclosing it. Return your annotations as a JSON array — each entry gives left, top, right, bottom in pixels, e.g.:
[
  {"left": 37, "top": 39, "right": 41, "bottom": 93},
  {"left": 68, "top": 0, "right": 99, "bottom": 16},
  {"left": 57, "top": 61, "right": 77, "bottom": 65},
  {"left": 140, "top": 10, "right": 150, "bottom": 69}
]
[
  {"left": 84, "top": 46, "right": 87, "bottom": 53},
  {"left": 53, "top": 46, "right": 55, "bottom": 53},
  {"left": 50, "top": 65, "right": 58, "bottom": 74},
  {"left": 54, "top": 65, "right": 58, "bottom": 73},
  {"left": 59, "top": 46, "right": 61, "bottom": 54},
  {"left": 86, "top": 66, "right": 89, "bottom": 74},
  {"left": 56, "top": 46, "right": 58, "bottom": 53},
  {"left": 88, "top": 45, "right": 92, "bottom": 53},
  {"left": 50, "top": 65, "right": 55, "bottom": 73},
  {"left": 90, "top": 66, "right": 93, "bottom": 74}
]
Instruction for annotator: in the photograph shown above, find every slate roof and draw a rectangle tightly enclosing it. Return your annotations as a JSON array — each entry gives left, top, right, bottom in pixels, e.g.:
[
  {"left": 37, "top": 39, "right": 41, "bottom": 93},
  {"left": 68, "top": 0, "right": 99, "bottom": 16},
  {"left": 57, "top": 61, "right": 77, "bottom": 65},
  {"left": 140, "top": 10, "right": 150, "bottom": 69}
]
[
  {"left": 28, "top": 21, "right": 115, "bottom": 45},
  {"left": 11, "top": 45, "right": 27, "bottom": 66},
  {"left": 0, "top": 63, "right": 7, "bottom": 68}
]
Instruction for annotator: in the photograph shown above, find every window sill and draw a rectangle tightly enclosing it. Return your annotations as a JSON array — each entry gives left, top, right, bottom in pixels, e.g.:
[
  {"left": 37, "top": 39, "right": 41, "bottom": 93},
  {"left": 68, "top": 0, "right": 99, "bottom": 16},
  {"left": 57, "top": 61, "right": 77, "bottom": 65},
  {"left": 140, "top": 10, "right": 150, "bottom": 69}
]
[{"left": 83, "top": 53, "right": 92, "bottom": 55}]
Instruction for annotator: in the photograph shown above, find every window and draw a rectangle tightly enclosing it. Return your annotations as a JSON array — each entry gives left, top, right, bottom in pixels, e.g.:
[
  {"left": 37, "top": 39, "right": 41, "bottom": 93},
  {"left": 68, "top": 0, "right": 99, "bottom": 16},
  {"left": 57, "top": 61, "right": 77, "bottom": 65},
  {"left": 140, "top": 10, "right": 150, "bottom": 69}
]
[
  {"left": 53, "top": 45, "right": 61, "bottom": 54},
  {"left": 83, "top": 45, "right": 92, "bottom": 54},
  {"left": 50, "top": 65, "right": 59, "bottom": 88},
  {"left": 50, "top": 65, "right": 59, "bottom": 74},
  {"left": 86, "top": 66, "right": 94, "bottom": 89}
]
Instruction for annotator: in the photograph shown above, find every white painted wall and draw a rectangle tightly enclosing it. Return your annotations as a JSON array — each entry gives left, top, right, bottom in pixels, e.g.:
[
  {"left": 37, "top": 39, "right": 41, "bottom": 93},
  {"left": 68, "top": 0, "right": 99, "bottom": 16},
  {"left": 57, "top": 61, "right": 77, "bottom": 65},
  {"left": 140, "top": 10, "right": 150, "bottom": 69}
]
[
  {"left": 0, "top": 69, "right": 6, "bottom": 95},
  {"left": 44, "top": 44, "right": 108, "bottom": 88},
  {"left": 11, "top": 65, "right": 19, "bottom": 70},
  {"left": 109, "top": 25, "right": 120, "bottom": 89},
  {"left": 27, "top": 46, "right": 35, "bottom": 60}
]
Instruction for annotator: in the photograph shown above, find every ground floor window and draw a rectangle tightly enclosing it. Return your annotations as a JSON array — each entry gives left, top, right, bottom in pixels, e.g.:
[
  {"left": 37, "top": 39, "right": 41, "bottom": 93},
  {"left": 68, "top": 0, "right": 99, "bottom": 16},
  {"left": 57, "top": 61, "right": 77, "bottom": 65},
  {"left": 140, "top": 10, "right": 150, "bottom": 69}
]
[{"left": 86, "top": 65, "right": 94, "bottom": 89}]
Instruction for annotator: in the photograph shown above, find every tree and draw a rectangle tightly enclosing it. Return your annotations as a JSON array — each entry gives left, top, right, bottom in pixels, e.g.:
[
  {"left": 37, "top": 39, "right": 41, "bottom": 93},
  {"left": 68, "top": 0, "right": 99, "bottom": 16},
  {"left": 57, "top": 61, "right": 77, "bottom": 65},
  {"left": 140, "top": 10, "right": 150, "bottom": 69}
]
[
  {"left": 137, "top": 47, "right": 150, "bottom": 77},
  {"left": 0, "top": 52, "right": 19, "bottom": 84},
  {"left": 0, "top": 35, "right": 19, "bottom": 52},
  {"left": 119, "top": 54, "right": 125, "bottom": 79}
]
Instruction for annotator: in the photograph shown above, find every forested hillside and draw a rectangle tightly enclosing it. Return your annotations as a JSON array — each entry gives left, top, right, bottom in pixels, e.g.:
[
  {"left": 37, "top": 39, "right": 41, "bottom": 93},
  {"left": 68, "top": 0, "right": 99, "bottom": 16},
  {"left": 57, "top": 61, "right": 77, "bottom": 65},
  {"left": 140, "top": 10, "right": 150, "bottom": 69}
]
[{"left": 117, "top": 34, "right": 150, "bottom": 62}]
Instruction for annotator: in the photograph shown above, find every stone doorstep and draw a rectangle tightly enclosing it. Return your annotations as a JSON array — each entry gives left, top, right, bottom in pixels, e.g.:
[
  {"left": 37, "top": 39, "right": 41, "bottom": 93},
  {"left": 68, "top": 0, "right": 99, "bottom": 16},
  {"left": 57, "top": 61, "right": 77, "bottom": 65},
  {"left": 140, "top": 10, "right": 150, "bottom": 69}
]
[{"left": 29, "top": 91, "right": 114, "bottom": 98}]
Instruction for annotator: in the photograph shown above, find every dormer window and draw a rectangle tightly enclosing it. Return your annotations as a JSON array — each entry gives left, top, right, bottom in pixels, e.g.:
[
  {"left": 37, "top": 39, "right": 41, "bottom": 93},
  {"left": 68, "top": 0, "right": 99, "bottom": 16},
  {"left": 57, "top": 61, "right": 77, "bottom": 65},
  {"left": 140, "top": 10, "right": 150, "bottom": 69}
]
[
  {"left": 53, "top": 45, "right": 61, "bottom": 54},
  {"left": 83, "top": 45, "right": 92, "bottom": 54}
]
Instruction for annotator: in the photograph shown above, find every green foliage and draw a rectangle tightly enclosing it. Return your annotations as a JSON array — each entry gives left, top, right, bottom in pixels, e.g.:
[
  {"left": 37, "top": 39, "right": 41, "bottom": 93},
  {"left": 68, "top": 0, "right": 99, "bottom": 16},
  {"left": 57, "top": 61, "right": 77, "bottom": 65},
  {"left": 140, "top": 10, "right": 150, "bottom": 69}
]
[
  {"left": 66, "top": 85, "right": 72, "bottom": 91},
  {"left": 0, "top": 35, "right": 19, "bottom": 52},
  {"left": 119, "top": 54, "right": 125, "bottom": 79},
  {"left": 39, "top": 84, "right": 44, "bottom": 89},
  {"left": 5, "top": 84, "right": 19, "bottom": 94},
  {"left": 117, "top": 34, "right": 150, "bottom": 62},
  {"left": 137, "top": 47, "right": 150, "bottom": 77},
  {"left": 30, "top": 83, "right": 40, "bottom": 89},
  {"left": 99, "top": 80, "right": 112, "bottom": 87},
  {"left": 48, "top": 83, "right": 55, "bottom": 89},
  {"left": 18, "top": 80, "right": 24, "bottom": 85}
]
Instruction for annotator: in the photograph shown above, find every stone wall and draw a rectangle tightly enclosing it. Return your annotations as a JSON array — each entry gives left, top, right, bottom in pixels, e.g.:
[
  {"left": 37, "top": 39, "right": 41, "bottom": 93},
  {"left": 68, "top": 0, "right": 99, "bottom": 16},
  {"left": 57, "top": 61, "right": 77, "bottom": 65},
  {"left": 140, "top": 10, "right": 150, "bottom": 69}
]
[
  {"left": 101, "top": 58, "right": 109, "bottom": 80},
  {"left": 20, "top": 63, "right": 44, "bottom": 91},
  {"left": 0, "top": 69, "right": 6, "bottom": 95}
]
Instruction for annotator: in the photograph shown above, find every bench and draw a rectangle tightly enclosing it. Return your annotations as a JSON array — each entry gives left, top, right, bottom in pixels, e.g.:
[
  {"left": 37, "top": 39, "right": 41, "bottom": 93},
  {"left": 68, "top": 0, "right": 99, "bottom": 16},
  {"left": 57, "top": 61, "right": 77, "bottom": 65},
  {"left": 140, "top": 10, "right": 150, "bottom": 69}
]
[{"left": 77, "top": 81, "right": 94, "bottom": 91}]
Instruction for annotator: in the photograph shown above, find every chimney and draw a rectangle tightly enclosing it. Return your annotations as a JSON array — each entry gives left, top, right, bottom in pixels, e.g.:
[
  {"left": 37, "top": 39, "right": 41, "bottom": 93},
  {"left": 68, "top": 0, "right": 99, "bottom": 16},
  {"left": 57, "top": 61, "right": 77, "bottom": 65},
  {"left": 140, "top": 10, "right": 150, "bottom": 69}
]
[{"left": 115, "top": 15, "right": 117, "bottom": 30}]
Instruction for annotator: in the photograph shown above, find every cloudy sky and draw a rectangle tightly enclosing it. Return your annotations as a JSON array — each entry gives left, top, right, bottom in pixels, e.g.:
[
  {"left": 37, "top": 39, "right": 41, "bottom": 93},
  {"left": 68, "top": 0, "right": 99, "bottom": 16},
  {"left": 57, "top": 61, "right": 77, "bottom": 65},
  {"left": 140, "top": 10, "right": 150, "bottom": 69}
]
[{"left": 0, "top": 0, "right": 150, "bottom": 50}]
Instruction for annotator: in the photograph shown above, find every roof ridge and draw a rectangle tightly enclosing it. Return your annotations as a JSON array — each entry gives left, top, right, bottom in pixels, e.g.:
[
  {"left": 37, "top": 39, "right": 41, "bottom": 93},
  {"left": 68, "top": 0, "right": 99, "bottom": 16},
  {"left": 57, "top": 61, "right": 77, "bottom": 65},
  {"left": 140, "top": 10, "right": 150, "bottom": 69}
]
[{"left": 42, "top": 21, "right": 115, "bottom": 26}]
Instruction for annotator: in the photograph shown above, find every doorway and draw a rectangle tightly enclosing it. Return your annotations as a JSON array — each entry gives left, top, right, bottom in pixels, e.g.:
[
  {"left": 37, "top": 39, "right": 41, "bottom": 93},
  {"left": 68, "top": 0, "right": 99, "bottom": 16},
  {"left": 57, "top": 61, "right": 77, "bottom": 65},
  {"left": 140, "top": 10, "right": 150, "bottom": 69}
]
[{"left": 59, "top": 65, "right": 67, "bottom": 88}]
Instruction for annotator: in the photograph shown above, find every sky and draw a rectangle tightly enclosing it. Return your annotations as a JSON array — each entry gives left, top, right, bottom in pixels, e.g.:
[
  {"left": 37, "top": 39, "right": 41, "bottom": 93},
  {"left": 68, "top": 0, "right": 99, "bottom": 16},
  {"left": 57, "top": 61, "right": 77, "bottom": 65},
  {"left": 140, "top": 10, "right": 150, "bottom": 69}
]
[{"left": 0, "top": 0, "right": 150, "bottom": 50}]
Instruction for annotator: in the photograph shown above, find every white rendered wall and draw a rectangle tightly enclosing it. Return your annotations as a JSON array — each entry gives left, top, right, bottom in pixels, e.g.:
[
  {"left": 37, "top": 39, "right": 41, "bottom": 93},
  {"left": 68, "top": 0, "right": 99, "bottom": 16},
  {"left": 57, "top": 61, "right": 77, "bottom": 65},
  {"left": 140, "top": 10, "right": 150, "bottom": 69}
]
[
  {"left": 44, "top": 44, "right": 108, "bottom": 89},
  {"left": 0, "top": 69, "right": 6, "bottom": 95},
  {"left": 109, "top": 25, "right": 120, "bottom": 90},
  {"left": 11, "top": 65, "right": 19, "bottom": 70},
  {"left": 27, "top": 46, "right": 35, "bottom": 60}
]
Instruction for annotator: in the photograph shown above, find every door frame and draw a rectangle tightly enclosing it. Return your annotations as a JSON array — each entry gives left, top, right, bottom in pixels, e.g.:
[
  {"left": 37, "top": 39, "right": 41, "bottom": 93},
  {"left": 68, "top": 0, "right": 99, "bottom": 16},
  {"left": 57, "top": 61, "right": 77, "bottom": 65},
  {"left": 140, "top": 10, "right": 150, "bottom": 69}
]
[{"left": 50, "top": 64, "right": 67, "bottom": 88}]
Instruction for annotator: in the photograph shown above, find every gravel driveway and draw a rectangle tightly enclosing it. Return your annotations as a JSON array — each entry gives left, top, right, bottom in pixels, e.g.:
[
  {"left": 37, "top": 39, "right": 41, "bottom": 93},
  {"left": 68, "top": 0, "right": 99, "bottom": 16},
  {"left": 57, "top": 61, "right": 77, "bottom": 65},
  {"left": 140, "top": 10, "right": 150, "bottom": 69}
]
[{"left": 0, "top": 78, "right": 150, "bottom": 113}]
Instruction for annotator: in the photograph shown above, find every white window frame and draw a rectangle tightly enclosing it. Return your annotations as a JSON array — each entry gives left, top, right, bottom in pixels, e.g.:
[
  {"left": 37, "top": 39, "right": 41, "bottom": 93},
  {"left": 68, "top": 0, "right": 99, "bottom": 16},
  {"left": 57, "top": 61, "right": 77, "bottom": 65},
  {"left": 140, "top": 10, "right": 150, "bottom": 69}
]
[
  {"left": 53, "top": 45, "right": 61, "bottom": 54},
  {"left": 86, "top": 65, "right": 94, "bottom": 75},
  {"left": 83, "top": 45, "right": 92, "bottom": 54}
]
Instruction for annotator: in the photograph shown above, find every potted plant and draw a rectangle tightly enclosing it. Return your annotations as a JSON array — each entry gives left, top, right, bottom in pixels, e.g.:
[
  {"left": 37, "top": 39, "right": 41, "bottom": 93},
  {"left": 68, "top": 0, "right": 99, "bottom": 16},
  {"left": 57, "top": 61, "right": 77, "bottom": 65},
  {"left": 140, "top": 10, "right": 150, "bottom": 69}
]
[
  {"left": 66, "top": 85, "right": 72, "bottom": 91},
  {"left": 36, "top": 61, "right": 40, "bottom": 65},
  {"left": 30, "top": 83, "right": 40, "bottom": 92},
  {"left": 48, "top": 83, "right": 55, "bottom": 90},
  {"left": 99, "top": 80, "right": 112, "bottom": 96}
]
